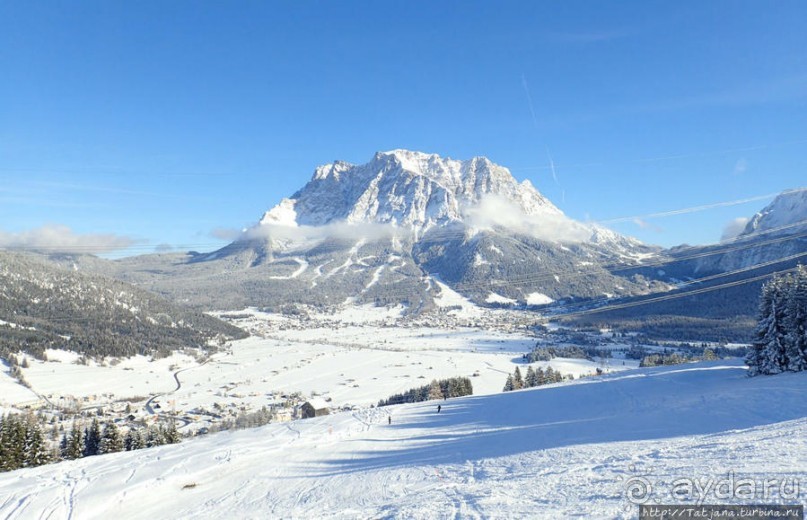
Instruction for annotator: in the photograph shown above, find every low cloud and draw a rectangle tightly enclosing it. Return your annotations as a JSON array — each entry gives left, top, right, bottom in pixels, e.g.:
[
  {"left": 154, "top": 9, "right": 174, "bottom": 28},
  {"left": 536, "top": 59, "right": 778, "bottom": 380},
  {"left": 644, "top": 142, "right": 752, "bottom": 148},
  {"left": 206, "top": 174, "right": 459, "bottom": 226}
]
[
  {"left": 242, "top": 220, "right": 402, "bottom": 245},
  {"left": 0, "top": 225, "right": 136, "bottom": 254},
  {"left": 463, "top": 194, "right": 592, "bottom": 243},
  {"left": 235, "top": 195, "right": 599, "bottom": 246},
  {"left": 721, "top": 217, "right": 750, "bottom": 241}
]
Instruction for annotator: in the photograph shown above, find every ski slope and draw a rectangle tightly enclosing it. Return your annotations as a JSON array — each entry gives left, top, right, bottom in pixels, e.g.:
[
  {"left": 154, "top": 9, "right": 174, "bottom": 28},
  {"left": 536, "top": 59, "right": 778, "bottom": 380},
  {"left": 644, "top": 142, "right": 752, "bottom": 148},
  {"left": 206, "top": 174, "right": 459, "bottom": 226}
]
[{"left": 1, "top": 360, "right": 805, "bottom": 519}]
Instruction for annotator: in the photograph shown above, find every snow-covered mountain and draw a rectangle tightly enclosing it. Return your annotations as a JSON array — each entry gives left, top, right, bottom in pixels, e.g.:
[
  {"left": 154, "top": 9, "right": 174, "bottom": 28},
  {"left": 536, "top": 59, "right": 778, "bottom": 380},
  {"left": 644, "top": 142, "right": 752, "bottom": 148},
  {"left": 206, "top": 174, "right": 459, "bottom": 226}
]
[
  {"left": 676, "top": 187, "right": 807, "bottom": 276},
  {"left": 573, "top": 187, "right": 807, "bottom": 341},
  {"left": 59, "top": 150, "right": 665, "bottom": 312},
  {"left": 261, "top": 150, "right": 562, "bottom": 231},
  {"left": 257, "top": 149, "right": 637, "bottom": 249},
  {"left": 740, "top": 188, "right": 807, "bottom": 237},
  {"left": 189, "top": 150, "right": 660, "bottom": 310},
  {"left": 2, "top": 360, "right": 806, "bottom": 518}
]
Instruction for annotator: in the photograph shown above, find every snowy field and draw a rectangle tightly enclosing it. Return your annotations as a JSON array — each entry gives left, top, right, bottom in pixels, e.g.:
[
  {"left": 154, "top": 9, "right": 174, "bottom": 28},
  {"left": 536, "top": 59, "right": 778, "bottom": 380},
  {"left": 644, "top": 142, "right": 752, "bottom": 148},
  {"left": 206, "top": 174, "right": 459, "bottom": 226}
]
[
  {"left": 1, "top": 360, "right": 805, "bottom": 519},
  {"left": 6, "top": 307, "right": 633, "bottom": 425}
]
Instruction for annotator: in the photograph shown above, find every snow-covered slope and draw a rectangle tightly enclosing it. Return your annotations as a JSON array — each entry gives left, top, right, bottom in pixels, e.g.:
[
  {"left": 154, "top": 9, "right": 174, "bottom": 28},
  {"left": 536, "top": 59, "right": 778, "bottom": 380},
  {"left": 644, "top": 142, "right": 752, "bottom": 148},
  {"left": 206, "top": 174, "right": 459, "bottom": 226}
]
[{"left": 2, "top": 360, "right": 805, "bottom": 519}]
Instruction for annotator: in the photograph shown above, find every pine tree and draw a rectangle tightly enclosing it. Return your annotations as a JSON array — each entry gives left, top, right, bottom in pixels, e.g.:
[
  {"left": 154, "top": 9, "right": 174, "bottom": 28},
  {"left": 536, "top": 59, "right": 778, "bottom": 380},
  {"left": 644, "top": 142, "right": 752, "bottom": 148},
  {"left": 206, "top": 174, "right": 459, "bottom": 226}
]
[
  {"left": 147, "top": 426, "right": 165, "bottom": 447},
  {"left": 0, "top": 414, "right": 26, "bottom": 471},
  {"left": 84, "top": 418, "right": 102, "bottom": 457},
  {"left": 64, "top": 422, "right": 84, "bottom": 460},
  {"left": 23, "top": 420, "right": 49, "bottom": 467},
  {"left": 785, "top": 266, "right": 807, "bottom": 372},
  {"left": 512, "top": 367, "right": 524, "bottom": 390},
  {"left": 525, "top": 366, "right": 537, "bottom": 388},
  {"left": 747, "top": 280, "right": 775, "bottom": 376},
  {"left": 59, "top": 432, "right": 69, "bottom": 460},
  {"left": 503, "top": 374, "right": 514, "bottom": 392},
  {"left": 760, "top": 278, "right": 790, "bottom": 374},
  {"left": 99, "top": 422, "right": 124, "bottom": 454},
  {"left": 535, "top": 367, "right": 546, "bottom": 386},
  {"left": 164, "top": 420, "right": 181, "bottom": 444},
  {"left": 124, "top": 428, "right": 138, "bottom": 451}
]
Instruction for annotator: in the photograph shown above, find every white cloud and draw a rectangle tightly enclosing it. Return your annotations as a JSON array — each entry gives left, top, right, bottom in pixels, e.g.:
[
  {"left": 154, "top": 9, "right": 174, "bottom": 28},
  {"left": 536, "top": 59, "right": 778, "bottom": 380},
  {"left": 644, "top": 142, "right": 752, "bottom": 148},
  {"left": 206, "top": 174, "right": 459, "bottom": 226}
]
[
  {"left": 242, "top": 220, "right": 403, "bottom": 245},
  {"left": 721, "top": 217, "right": 750, "bottom": 241},
  {"left": 0, "top": 225, "right": 136, "bottom": 254},
  {"left": 463, "top": 194, "right": 591, "bottom": 243},
  {"left": 733, "top": 158, "right": 748, "bottom": 175}
]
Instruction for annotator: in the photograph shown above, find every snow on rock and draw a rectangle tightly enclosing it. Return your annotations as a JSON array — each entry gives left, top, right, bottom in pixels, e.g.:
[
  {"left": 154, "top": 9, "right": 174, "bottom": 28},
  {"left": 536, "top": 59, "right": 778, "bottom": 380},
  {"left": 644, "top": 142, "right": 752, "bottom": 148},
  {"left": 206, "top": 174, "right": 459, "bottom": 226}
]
[
  {"left": 485, "top": 292, "right": 516, "bottom": 305},
  {"left": 255, "top": 150, "right": 564, "bottom": 234},
  {"left": 2, "top": 361, "right": 806, "bottom": 519},
  {"left": 259, "top": 198, "right": 298, "bottom": 227},
  {"left": 525, "top": 292, "right": 554, "bottom": 306}
]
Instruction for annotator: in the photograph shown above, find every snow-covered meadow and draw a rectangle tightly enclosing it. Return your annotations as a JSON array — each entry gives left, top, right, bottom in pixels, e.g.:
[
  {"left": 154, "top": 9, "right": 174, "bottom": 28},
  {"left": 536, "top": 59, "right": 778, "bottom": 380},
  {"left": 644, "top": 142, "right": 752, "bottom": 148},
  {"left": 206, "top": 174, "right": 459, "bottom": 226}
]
[
  {"left": 4, "top": 305, "right": 630, "bottom": 427},
  {"left": 1, "top": 360, "right": 805, "bottom": 519}
]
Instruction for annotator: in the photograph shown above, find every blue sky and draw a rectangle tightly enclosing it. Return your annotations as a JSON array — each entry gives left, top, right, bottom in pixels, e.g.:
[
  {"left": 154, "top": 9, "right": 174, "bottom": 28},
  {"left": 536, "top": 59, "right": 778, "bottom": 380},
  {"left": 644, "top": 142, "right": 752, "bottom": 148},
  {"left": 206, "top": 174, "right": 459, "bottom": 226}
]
[{"left": 1, "top": 1, "right": 806, "bottom": 255}]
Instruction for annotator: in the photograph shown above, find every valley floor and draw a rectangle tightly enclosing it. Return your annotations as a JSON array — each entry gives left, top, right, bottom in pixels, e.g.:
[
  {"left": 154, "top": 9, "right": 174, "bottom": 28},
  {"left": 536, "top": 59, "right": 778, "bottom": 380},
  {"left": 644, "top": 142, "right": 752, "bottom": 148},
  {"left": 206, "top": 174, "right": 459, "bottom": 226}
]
[{"left": 1, "top": 360, "right": 805, "bottom": 519}]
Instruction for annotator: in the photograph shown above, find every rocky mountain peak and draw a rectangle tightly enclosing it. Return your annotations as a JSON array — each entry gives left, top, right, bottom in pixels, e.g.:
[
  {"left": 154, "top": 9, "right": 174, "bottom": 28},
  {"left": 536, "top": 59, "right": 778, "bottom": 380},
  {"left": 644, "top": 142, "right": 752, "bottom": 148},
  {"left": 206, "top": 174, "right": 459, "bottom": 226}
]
[
  {"left": 742, "top": 188, "right": 807, "bottom": 237},
  {"left": 261, "top": 150, "right": 562, "bottom": 230}
]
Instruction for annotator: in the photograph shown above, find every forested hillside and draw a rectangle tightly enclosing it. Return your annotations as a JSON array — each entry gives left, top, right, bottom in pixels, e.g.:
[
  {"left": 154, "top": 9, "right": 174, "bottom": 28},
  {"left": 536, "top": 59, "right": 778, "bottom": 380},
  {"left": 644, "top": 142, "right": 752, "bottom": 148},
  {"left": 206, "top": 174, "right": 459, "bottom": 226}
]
[{"left": 0, "top": 251, "right": 246, "bottom": 360}]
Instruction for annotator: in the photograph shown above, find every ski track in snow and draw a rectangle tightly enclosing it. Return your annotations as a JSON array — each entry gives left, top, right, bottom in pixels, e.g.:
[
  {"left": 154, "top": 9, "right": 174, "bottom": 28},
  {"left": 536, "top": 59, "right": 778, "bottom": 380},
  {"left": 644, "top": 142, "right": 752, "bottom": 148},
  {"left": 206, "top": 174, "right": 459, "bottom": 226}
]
[
  {"left": 268, "top": 257, "right": 308, "bottom": 280},
  {"left": 362, "top": 265, "right": 386, "bottom": 293},
  {"left": 310, "top": 259, "right": 334, "bottom": 287},
  {"left": 1, "top": 361, "right": 806, "bottom": 519}
]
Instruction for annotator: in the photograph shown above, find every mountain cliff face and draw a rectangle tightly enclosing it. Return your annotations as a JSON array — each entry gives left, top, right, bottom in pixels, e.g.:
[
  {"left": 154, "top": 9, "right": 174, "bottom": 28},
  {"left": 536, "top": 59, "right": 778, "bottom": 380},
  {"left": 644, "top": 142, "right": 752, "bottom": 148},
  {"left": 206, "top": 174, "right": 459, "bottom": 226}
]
[
  {"left": 261, "top": 150, "right": 562, "bottom": 231},
  {"left": 109, "top": 150, "right": 660, "bottom": 311}
]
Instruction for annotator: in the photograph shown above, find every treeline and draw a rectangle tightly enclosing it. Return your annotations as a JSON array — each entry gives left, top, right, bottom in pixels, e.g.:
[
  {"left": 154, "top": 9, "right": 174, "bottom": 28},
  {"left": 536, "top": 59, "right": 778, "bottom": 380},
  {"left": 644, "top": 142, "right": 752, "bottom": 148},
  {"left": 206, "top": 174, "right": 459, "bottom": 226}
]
[
  {"left": 746, "top": 266, "right": 807, "bottom": 376},
  {"left": 205, "top": 406, "right": 273, "bottom": 434},
  {"left": 377, "top": 377, "right": 473, "bottom": 407},
  {"left": 0, "top": 414, "right": 180, "bottom": 473},
  {"left": 523, "top": 344, "right": 612, "bottom": 363},
  {"left": 503, "top": 365, "right": 570, "bottom": 392},
  {"left": 639, "top": 349, "right": 720, "bottom": 367}
]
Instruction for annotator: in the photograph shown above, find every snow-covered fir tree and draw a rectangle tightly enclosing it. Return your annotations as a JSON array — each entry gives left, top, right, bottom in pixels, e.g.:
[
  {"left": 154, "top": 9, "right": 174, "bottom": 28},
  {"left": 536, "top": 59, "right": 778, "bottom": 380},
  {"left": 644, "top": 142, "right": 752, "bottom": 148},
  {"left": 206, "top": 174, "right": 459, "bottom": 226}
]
[
  {"left": 99, "top": 422, "right": 124, "bottom": 454},
  {"left": 83, "top": 418, "right": 102, "bottom": 457},
  {"left": 785, "top": 266, "right": 807, "bottom": 372},
  {"left": 747, "top": 267, "right": 807, "bottom": 375},
  {"left": 23, "top": 421, "right": 49, "bottom": 468},
  {"left": 512, "top": 367, "right": 524, "bottom": 390},
  {"left": 503, "top": 374, "right": 514, "bottom": 392},
  {"left": 63, "top": 422, "right": 84, "bottom": 460}
]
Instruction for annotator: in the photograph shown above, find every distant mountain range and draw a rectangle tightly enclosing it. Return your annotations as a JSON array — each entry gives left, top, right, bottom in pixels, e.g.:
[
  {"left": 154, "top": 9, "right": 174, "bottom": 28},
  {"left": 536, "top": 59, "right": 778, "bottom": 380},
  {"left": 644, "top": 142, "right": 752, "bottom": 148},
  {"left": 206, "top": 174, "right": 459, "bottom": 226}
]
[
  {"left": 8, "top": 150, "right": 806, "bottom": 344},
  {"left": 69, "top": 150, "right": 666, "bottom": 312},
  {"left": 567, "top": 188, "right": 807, "bottom": 341}
]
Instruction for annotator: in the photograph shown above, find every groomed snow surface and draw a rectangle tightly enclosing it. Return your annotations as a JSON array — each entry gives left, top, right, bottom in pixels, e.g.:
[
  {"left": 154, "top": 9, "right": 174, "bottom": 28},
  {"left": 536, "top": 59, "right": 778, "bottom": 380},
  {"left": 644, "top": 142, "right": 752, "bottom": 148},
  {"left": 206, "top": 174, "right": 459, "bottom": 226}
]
[{"left": 2, "top": 360, "right": 806, "bottom": 519}]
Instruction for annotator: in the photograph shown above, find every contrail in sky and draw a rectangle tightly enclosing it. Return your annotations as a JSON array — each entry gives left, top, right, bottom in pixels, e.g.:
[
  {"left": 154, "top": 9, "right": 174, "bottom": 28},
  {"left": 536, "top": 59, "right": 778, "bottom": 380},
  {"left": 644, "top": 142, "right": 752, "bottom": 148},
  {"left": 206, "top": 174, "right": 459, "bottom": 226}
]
[
  {"left": 546, "top": 147, "right": 559, "bottom": 187},
  {"left": 598, "top": 192, "right": 781, "bottom": 224},
  {"left": 522, "top": 73, "right": 563, "bottom": 193},
  {"left": 521, "top": 74, "right": 539, "bottom": 129}
]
